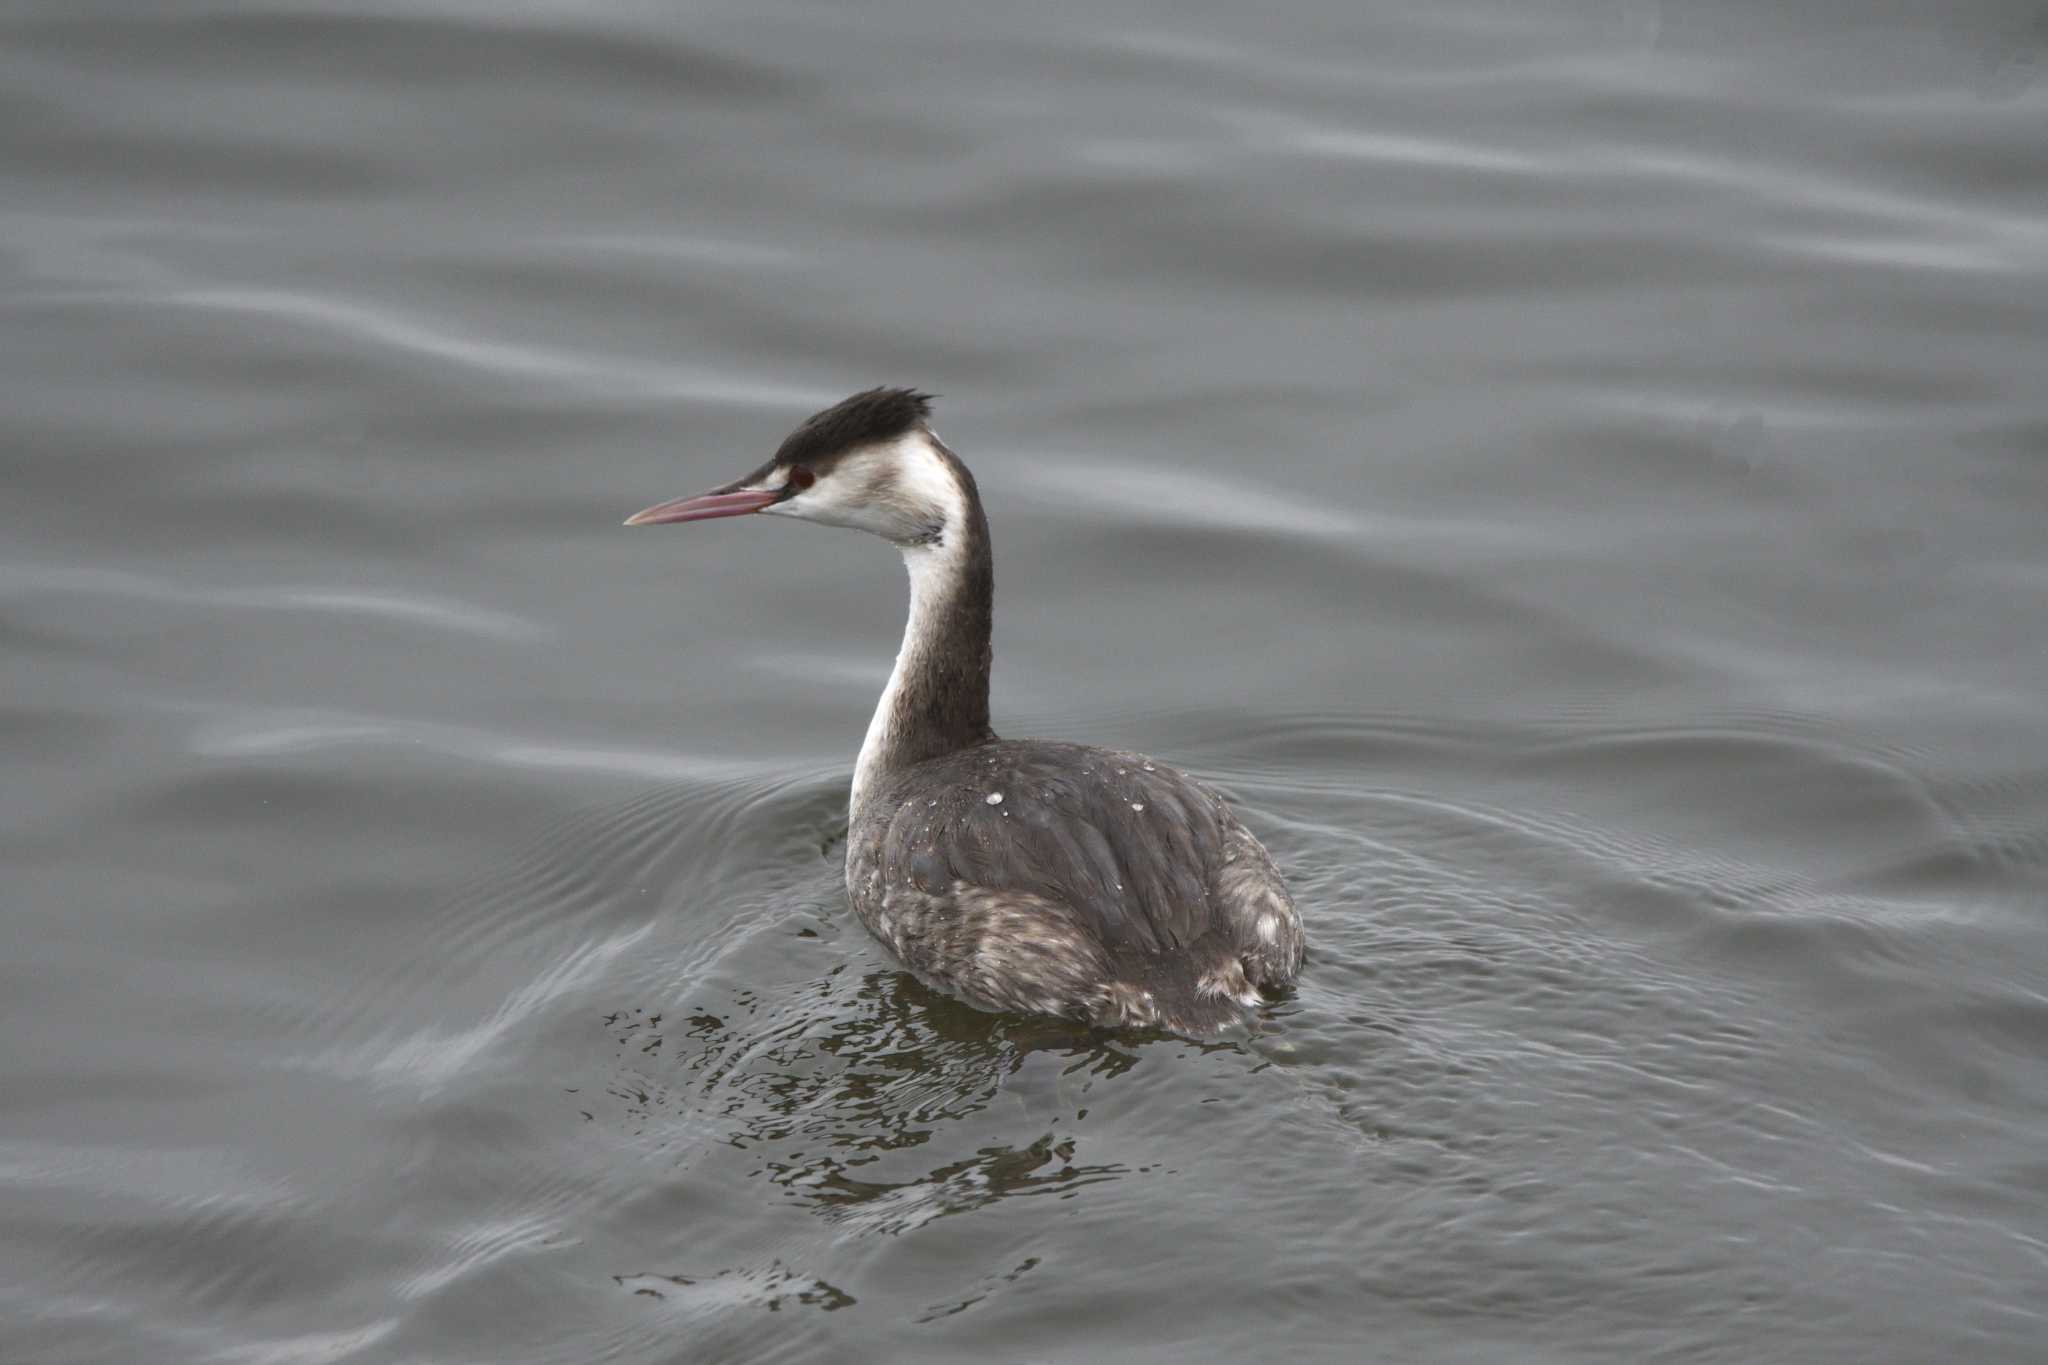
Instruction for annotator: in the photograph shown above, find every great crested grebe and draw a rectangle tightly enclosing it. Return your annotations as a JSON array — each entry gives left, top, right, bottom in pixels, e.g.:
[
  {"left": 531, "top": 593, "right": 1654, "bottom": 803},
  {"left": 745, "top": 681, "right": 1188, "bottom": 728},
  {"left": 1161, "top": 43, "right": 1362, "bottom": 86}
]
[{"left": 626, "top": 388, "right": 1303, "bottom": 1036}]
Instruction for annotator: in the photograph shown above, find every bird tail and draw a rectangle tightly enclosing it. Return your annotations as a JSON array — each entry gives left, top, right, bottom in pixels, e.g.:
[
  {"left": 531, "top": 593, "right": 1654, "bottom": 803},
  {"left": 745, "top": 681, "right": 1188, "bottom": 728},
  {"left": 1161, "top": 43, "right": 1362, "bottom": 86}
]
[{"left": 1100, "top": 933, "right": 1264, "bottom": 1039}]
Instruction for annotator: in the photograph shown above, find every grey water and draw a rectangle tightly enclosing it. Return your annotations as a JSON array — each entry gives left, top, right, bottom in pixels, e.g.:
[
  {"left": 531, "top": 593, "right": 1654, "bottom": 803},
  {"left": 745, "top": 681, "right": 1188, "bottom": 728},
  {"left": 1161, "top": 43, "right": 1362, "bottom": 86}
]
[{"left": 4, "top": 2, "right": 2047, "bottom": 1361}]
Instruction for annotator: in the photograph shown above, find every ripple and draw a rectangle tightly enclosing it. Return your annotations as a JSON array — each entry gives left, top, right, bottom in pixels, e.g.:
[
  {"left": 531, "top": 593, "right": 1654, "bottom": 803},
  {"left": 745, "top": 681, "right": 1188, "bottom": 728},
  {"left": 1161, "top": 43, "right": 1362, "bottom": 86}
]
[
  {"left": 1072, "top": 115, "right": 1541, "bottom": 180},
  {"left": 1761, "top": 231, "right": 2020, "bottom": 275},
  {"left": 0, "top": 1141, "right": 295, "bottom": 1206},
  {"left": 554, "top": 232, "right": 806, "bottom": 269},
  {"left": 0, "top": 1138, "right": 400, "bottom": 1344},
  {"left": 196, "top": 756, "right": 845, "bottom": 1117},
  {"left": 152, "top": 287, "right": 831, "bottom": 406},
  {"left": 183, "top": 704, "right": 779, "bottom": 784},
  {"left": 0, "top": 563, "right": 546, "bottom": 642},
  {"left": 11, "top": 8, "right": 802, "bottom": 101},
  {"left": 1222, "top": 110, "right": 1542, "bottom": 175},
  {"left": 742, "top": 649, "right": 890, "bottom": 688},
  {"left": 1013, "top": 456, "right": 1541, "bottom": 553},
  {"left": 206, "top": 1319, "right": 402, "bottom": 1365},
  {"left": 1582, "top": 139, "right": 2048, "bottom": 276},
  {"left": 1017, "top": 458, "right": 1360, "bottom": 539},
  {"left": 302, "top": 921, "right": 658, "bottom": 1095}
]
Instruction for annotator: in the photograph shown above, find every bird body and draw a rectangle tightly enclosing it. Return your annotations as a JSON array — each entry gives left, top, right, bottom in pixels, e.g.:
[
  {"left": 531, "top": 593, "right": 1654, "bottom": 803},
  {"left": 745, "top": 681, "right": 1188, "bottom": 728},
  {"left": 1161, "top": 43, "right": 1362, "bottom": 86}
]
[
  {"left": 849, "top": 740, "right": 1300, "bottom": 1034},
  {"left": 626, "top": 388, "right": 1303, "bottom": 1036}
]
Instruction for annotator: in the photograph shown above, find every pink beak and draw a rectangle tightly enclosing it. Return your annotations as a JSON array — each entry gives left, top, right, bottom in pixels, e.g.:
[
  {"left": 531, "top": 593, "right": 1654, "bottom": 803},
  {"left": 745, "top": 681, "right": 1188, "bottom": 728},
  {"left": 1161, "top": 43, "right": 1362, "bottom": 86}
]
[{"left": 623, "top": 487, "right": 781, "bottom": 527}]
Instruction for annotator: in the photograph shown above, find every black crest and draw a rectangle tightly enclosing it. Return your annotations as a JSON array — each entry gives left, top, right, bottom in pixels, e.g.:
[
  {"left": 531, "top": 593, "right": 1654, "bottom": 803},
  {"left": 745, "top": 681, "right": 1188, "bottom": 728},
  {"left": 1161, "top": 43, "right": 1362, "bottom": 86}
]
[{"left": 775, "top": 387, "right": 934, "bottom": 469}]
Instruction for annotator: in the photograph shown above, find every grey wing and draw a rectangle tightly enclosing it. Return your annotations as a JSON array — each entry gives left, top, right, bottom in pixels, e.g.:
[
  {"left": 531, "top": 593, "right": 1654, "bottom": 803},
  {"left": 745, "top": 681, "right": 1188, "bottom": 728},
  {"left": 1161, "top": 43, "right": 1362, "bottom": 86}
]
[{"left": 874, "top": 740, "right": 1300, "bottom": 981}]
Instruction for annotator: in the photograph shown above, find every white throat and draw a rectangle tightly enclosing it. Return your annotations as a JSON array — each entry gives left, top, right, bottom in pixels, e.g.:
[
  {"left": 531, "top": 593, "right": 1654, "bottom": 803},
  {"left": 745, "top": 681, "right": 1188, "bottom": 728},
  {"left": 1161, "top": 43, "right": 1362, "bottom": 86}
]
[
  {"left": 842, "top": 430, "right": 975, "bottom": 820},
  {"left": 849, "top": 519, "right": 968, "bottom": 820},
  {"left": 752, "top": 426, "right": 976, "bottom": 822}
]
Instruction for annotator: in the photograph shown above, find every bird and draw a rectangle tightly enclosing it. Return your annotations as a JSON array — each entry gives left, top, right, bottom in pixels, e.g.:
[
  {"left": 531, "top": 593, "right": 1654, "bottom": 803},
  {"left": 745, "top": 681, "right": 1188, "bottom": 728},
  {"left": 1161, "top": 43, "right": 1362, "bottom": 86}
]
[{"left": 625, "top": 388, "right": 1303, "bottom": 1036}]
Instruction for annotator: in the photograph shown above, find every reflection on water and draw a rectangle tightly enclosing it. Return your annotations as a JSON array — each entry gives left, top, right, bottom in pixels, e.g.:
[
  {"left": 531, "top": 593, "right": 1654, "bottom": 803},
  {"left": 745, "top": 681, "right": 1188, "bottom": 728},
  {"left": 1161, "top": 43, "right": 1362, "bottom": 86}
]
[
  {"left": 614, "top": 1262, "right": 857, "bottom": 1314},
  {"left": 4, "top": 0, "right": 2047, "bottom": 1361},
  {"left": 605, "top": 972, "right": 1142, "bottom": 1231}
]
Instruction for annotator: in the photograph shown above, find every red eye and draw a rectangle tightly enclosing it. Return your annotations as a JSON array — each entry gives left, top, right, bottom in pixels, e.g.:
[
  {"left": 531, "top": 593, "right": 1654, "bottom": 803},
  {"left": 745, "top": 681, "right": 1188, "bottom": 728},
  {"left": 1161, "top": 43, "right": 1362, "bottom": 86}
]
[{"left": 790, "top": 467, "right": 816, "bottom": 490}]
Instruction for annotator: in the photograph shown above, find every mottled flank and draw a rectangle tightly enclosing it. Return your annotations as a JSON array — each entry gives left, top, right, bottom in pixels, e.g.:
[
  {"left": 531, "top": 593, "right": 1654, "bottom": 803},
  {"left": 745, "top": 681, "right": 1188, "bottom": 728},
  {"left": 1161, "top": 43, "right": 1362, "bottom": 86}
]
[{"left": 849, "top": 739, "right": 1304, "bottom": 1037}]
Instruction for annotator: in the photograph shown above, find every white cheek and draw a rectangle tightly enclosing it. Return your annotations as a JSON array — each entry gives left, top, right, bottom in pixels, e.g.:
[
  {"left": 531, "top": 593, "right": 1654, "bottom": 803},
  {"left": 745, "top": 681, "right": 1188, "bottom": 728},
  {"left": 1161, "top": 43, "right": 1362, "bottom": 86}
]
[
  {"left": 765, "top": 434, "right": 958, "bottom": 542},
  {"left": 765, "top": 478, "right": 877, "bottom": 531}
]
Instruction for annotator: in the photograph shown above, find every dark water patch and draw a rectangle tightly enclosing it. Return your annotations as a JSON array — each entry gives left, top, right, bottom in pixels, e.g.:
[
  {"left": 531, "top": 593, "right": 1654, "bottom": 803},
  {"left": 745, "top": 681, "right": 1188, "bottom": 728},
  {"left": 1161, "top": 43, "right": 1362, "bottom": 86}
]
[
  {"left": 0, "top": 90, "right": 402, "bottom": 203},
  {"left": 8, "top": 9, "right": 804, "bottom": 103},
  {"left": 0, "top": 703, "right": 112, "bottom": 769}
]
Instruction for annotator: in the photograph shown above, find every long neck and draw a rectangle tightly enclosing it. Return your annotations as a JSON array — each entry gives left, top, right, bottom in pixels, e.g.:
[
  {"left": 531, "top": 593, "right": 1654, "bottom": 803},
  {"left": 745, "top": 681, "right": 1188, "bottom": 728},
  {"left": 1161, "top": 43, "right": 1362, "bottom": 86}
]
[{"left": 851, "top": 452, "right": 995, "bottom": 816}]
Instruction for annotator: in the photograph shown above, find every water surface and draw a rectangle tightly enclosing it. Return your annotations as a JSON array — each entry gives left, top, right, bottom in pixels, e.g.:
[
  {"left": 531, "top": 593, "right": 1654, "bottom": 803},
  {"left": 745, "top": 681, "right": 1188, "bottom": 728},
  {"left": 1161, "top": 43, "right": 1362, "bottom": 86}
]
[{"left": 4, "top": 2, "right": 2047, "bottom": 1361}]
